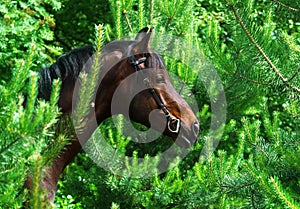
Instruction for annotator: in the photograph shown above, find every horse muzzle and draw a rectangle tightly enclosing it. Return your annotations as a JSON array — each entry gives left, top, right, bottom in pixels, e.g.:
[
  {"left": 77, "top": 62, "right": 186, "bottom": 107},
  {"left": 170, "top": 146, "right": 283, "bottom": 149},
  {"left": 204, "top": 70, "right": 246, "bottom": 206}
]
[{"left": 173, "top": 120, "right": 199, "bottom": 149}]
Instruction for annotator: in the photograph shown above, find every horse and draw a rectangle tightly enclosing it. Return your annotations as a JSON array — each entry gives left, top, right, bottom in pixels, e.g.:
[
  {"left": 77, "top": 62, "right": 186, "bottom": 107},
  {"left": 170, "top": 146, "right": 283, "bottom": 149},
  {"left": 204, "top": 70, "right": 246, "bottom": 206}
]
[{"left": 25, "top": 27, "right": 199, "bottom": 203}]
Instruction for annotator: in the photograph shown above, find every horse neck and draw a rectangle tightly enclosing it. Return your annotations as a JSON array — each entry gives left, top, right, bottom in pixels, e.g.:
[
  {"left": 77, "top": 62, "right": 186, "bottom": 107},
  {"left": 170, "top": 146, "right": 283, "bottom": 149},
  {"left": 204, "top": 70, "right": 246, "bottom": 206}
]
[{"left": 94, "top": 61, "right": 133, "bottom": 124}]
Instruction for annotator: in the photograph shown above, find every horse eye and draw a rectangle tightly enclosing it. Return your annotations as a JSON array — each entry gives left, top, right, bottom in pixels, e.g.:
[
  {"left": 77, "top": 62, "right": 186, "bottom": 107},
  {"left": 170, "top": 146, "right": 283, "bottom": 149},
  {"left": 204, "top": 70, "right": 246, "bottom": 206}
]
[{"left": 156, "top": 77, "right": 165, "bottom": 83}]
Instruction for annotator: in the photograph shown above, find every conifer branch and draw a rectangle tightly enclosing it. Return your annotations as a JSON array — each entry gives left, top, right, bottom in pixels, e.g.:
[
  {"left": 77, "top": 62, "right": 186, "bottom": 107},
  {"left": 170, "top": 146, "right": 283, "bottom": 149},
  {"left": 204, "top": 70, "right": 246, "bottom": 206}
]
[
  {"left": 219, "top": 182, "right": 255, "bottom": 190},
  {"left": 11, "top": 44, "right": 35, "bottom": 93},
  {"left": 30, "top": 154, "right": 45, "bottom": 209},
  {"left": 231, "top": 6, "right": 286, "bottom": 82},
  {"left": 291, "top": 85, "right": 300, "bottom": 93},
  {"left": 138, "top": 0, "right": 144, "bottom": 29},
  {"left": 282, "top": 69, "right": 300, "bottom": 94},
  {"left": 0, "top": 138, "right": 21, "bottom": 155},
  {"left": 236, "top": 73, "right": 274, "bottom": 85},
  {"left": 242, "top": 118, "right": 269, "bottom": 159},
  {"left": 287, "top": 67, "right": 300, "bottom": 83},
  {"left": 270, "top": 176, "right": 300, "bottom": 209},
  {"left": 271, "top": 0, "right": 300, "bottom": 12},
  {"left": 123, "top": 10, "right": 133, "bottom": 33},
  {"left": 74, "top": 24, "right": 104, "bottom": 132},
  {"left": 149, "top": 0, "right": 154, "bottom": 26},
  {"left": 230, "top": 5, "right": 300, "bottom": 93},
  {"left": 116, "top": 1, "right": 122, "bottom": 39}
]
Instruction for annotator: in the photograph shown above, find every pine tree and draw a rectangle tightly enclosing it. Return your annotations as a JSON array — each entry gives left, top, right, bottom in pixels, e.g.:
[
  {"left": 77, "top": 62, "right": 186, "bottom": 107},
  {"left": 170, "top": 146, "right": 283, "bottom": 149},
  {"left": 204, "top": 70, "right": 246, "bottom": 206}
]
[
  {"left": 0, "top": 1, "right": 69, "bottom": 208},
  {"left": 2, "top": 0, "right": 298, "bottom": 208},
  {"left": 61, "top": 0, "right": 299, "bottom": 208},
  {"left": 0, "top": 46, "right": 69, "bottom": 208}
]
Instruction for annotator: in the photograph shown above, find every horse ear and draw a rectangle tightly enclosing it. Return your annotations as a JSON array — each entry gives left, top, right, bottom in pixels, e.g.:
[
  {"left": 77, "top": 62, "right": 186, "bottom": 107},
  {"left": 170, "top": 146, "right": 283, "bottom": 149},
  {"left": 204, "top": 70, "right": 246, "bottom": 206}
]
[
  {"left": 135, "top": 27, "right": 149, "bottom": 41},
  {"left": 132, "top": 27, "right": 154, "bottom": 54}
]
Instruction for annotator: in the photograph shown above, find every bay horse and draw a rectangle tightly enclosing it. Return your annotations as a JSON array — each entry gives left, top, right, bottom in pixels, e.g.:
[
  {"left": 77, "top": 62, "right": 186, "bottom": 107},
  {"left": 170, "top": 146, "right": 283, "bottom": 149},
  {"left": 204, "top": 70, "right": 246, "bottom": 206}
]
[{"left": 25, "top": 27, "right": 199, "bottom": 202}]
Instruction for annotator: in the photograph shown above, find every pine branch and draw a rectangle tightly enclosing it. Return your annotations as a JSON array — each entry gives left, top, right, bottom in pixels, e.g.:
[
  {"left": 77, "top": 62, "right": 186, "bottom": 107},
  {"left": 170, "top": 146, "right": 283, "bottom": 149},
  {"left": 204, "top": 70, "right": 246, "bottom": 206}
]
[
  {"left": 123, "top": 10, "right": 133, "bottom": 33},
  {"left": 242, "top": 118, "right": 269, "bottom": 159},
  {"left": 236, "top": 72, "right": 275, "bottom": 86},
  {"left": 149, "top": 0, "right": 154, "bottom": 26},
  {"left": 230, "top": 5, "right": 285, "bottom": 81},
  {"left": 243, "top": 161, "right": 274, "bottom": 197},
  {"left": 116, "top": 1, "right": 122, "bottom": 39},
  {"left": 30, "top": 154, "right": 46, "bottom": 209},
  {"left": 219, "top": 182, "right": 255, "bottom": 190},
  {"left": 230, "top": 5, "right": 300, "bottom": 93},
  {"left": 138, "top": 0, "right": 144, "bottom": 29},
  {"left": 10, "top": 44, "right": 35, "bottom": 93},
  {"left": 271, "top": 0, "right": 300, "bottom": 12},
  {"left": 287, "top": 66, "right": 300, "bottom": 83},
  {"left": 74, "top": 24, "right": 104, "bottom": 133},
  {"left": 270, "top": 176, "right": 300, "bottom": 209}
]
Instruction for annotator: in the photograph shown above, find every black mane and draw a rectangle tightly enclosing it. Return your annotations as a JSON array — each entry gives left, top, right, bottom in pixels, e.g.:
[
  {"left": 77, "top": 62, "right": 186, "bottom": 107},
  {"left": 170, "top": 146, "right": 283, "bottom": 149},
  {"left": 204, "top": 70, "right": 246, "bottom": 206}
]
[
  {"left": 38, "top": 45, "right": 94, "bottom": 100},
  {"left": 147, "top": 52, "right": 165, "bottom": 70},
  {"left": 37, "top": 41, "right": 165, "bottom": 101}
]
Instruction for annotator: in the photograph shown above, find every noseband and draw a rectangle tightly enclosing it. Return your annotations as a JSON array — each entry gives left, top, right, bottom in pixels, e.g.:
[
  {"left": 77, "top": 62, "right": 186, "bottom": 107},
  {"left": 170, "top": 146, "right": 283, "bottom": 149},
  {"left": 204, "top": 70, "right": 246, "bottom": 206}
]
[{"left": 128, "top": 55, "right": 180, "bottom": 134}]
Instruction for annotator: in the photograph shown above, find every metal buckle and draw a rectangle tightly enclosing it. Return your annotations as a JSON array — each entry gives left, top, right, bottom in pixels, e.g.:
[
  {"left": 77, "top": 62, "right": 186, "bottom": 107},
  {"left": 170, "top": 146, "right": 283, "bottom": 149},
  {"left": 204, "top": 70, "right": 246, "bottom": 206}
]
[
  {"left": 129, "top": 56, "right": 147, "bottom": 66},
  {"left": 136, "top": 57, "right": 147, "bottom": 65},
  {"left": 168, "top": 117, "right": 180, "bottom": 133}
]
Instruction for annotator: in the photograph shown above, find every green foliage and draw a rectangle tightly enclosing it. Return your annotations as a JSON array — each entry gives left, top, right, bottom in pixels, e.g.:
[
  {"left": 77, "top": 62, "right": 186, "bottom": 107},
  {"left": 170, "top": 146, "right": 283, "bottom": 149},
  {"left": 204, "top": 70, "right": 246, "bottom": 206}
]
[
  {"left": 55, "top": 0, "right": 299, "bottom": 208},
  {"left": 0, "top": 1, "right": 70, "bottom": 207},
  {"left": 0, "top": 0, "right": 63, "bottom": 82},
  {"left": 73, "top": 24, "right": 104, "bottom": 133},
  {"left": 0, "top": 47, "right": 69, "bottom": 208},
  {"left": 200, "top": 0, "right": 300, "bottom": 117},
  {"left": 52, "top": 0, "right": 113, "bottom": 49},
  {"left": 1, "top": 0, "right": 300, "bottom": 208}
]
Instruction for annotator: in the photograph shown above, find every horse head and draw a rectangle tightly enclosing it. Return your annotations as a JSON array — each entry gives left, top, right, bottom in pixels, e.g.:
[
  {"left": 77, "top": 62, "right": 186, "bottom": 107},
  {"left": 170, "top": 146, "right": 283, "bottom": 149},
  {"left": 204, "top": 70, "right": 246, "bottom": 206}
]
[{"left": 98, "top": 27, "right": 199, "bottom": 148}]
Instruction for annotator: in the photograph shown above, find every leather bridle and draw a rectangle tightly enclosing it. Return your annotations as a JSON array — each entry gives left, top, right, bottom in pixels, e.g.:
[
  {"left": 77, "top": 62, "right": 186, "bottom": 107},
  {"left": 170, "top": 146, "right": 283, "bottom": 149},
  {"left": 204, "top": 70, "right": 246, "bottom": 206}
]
[{"left": 128, "top": 55, "right": 180, "bottom": 134}]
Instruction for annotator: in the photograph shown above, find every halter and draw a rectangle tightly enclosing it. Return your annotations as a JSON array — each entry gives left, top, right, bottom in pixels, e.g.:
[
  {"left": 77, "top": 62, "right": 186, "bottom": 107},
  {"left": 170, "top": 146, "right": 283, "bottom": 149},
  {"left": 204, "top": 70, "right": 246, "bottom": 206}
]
[{"left": 128, "top": 55, "right": 180, "bottom": 134}]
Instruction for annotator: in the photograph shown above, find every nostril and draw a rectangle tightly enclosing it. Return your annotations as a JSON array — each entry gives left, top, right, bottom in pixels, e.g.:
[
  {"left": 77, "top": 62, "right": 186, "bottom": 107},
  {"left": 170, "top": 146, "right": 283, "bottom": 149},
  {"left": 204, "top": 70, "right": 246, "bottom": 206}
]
[{"left": 192, "top": 121, "right": 199, "bottom": 136}]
